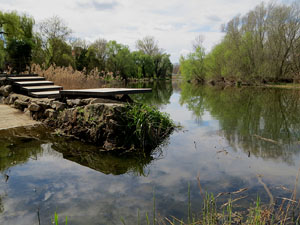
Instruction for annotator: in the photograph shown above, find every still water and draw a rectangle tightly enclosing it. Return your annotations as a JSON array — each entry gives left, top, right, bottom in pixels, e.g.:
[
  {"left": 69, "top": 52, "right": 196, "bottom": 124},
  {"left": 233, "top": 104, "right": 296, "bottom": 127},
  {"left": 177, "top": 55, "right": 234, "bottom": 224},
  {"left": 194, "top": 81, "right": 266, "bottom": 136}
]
[{"left": 1, "top": 80, "right": 300, "bottom": 224}]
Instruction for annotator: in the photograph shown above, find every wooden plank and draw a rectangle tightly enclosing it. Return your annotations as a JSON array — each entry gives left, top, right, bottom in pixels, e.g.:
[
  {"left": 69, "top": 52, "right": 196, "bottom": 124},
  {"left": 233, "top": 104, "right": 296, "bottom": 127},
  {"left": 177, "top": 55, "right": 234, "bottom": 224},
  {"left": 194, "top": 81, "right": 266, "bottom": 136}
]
[
  {"left": 15, "top": 81, "right": 54, "bottom": 86},
  {"left": 8, "top": 76, "right": 45, "bottom": 82},
  {"left": 22, "top": 85, "right": 63, "bottom": 92},
  {"left": 60, "top": 88, "right": 152, "bottom": 98},
  {"left": 30, "top": 90, "right": 60, "bottom": 98}
]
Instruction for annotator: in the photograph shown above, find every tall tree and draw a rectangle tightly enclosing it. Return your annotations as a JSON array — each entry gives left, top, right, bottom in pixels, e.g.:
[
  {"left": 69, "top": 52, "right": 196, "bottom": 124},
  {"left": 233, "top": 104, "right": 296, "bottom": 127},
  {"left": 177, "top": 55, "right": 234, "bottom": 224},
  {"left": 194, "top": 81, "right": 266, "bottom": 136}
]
[
  {"left": 38, "top": 16, "right": 73, "bottom": 67},
  {"left": 0, "top": 11, "right": 35, "bottom": 72},
  {"left": 135, "top": 36, "right": 160, "bottom": 56}
]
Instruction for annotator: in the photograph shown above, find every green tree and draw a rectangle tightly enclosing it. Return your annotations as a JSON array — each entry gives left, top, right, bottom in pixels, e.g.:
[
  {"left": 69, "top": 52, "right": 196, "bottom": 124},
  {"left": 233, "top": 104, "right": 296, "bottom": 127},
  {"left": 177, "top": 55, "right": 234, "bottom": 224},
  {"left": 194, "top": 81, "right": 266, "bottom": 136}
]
[
  {"left": 38, "top": 16, "right": 73, "bottom": 67},
  {"left": 132, "top": 51, "right": 155, "bottom": 78},
  {"left": 106, "top": 40, "right": 135, "bottom": 81},
  {"left": 0, "top": 11, "right": 35, "bottom": 72},
  {"left": 180, "top": 46, "right": 206, "bottom": 83}
]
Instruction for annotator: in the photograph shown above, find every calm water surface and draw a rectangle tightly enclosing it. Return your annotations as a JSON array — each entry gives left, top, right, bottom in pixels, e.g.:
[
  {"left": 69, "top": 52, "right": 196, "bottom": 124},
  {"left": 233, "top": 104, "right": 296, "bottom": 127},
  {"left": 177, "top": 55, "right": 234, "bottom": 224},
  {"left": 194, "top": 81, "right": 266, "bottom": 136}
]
[{"left": 1, "top": 81, "right": 300, "bottom": 224}]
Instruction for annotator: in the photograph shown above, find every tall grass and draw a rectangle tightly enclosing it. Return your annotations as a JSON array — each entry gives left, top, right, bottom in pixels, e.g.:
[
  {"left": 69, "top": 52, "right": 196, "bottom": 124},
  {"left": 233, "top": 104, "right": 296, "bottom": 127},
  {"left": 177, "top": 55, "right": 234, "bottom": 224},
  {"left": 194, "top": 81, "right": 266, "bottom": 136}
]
[{"left": 122, "top": 103, "right": 176, "bottom": 151}]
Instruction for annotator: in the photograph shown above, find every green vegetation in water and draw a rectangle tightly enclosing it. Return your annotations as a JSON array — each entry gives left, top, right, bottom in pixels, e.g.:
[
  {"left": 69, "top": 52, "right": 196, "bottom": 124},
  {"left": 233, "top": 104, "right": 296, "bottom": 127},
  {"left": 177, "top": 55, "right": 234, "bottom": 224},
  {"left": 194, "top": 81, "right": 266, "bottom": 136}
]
[
  {"left": 54, "top": 212, "right": 68, "bottom": 225},
  {"left": 118, "top": 187, "right": 300, "bottom": 225},
  {"left": 180, "top": 1, "right": 300, "bottom": 85},
  {"left": 123, "top": 103, "right": 177, "bottom": 151}
]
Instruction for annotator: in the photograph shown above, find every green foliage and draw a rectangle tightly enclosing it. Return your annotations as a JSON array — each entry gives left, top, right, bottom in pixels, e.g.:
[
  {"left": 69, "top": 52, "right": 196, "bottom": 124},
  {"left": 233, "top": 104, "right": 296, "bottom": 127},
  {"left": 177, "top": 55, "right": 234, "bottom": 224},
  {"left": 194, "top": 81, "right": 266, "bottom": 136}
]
[
  {"left": 0, "top": 11, "right": 173, "bottom": 78},
  {"left": 180, "top": 46, "right": 206, "bottom": 83},
  {"left": 123, "top": 103, "right": 175, "bottom": 150},
  {"left": 181, "top": 2, "right": 300, "bottom": 84},
  {"left": 106, "top": 40, "right": 135, "bottom": 80},
  {"left": 0, "top": 11, "right": 35, "bottom": 72}
]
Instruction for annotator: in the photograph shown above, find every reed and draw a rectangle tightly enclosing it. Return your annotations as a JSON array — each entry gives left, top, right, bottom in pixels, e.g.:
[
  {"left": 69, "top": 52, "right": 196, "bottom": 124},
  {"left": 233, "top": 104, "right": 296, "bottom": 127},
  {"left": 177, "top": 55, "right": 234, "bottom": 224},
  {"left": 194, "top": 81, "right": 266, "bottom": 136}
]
[{"left": 29, "top": 64, "right": 122, "bottom": 89}]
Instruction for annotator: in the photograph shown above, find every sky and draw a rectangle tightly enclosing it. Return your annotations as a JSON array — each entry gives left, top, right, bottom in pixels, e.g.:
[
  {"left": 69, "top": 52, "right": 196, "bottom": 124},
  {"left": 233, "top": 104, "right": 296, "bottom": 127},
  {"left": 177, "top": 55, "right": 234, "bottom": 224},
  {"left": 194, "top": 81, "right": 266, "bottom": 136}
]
[{"left": 0, "top": 0, "right": 292, "bottom": 63}]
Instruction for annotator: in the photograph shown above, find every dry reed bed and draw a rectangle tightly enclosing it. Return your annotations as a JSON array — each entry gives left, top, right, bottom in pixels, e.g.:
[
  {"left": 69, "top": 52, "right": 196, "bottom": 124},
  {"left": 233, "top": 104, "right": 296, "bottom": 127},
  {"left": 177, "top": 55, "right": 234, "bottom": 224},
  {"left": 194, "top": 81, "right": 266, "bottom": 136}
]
[{"left": 29, "top": 64, "right": 122, "bottom": 89}]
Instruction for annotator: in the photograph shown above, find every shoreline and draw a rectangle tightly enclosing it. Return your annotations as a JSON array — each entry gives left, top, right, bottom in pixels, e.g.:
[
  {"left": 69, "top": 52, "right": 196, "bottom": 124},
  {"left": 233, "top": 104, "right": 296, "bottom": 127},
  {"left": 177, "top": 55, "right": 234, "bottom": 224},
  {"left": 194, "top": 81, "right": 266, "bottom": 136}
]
[{"left": 0, "top": 103, "right": 40, "bottom": 130}]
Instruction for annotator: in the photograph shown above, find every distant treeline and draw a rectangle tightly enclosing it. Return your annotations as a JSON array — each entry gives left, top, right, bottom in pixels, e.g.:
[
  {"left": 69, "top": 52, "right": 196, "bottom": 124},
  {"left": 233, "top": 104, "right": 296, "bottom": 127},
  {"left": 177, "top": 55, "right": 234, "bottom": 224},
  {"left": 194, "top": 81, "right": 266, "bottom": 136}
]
[
  {"left": 0, "top": 12, "right": 172, "bottom": 80},
  {"left": 180, "top": 2, "right": 300, "bottom": 84}
]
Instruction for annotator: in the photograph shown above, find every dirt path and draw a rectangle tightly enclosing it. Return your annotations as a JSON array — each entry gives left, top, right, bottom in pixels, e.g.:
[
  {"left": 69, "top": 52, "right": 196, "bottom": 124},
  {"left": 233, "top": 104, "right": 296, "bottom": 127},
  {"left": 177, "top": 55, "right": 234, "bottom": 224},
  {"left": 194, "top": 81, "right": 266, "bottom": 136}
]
[{"left": 0, "top": 104, "right": 40, "bottom": 130}]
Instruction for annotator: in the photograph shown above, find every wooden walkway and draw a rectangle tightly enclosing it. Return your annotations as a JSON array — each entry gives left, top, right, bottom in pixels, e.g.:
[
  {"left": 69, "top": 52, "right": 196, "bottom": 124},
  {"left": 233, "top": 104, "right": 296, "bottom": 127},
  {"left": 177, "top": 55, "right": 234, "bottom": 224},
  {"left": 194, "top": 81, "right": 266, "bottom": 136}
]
[{"left": 1, "top": 74, "right": 152, "bottom": 99}]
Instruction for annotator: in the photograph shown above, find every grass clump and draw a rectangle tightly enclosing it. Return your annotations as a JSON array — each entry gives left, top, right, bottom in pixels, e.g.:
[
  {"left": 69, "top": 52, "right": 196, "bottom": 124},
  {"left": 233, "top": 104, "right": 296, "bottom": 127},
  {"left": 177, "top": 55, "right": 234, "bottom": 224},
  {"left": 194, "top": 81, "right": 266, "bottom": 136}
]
[{"left": 123, "top": 103, "right": 176, "bottom": 151}]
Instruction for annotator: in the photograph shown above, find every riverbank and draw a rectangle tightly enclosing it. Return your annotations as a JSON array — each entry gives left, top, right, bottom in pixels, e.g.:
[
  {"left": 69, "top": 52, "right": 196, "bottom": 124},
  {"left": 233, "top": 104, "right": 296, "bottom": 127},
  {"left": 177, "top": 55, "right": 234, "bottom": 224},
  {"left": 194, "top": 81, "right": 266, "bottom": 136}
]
[
  {"left": 0, "top": 83, "right": 175, "bottom": 152},
  {"left": 0, "top": 104, "right": 40, "bottom": 130}
]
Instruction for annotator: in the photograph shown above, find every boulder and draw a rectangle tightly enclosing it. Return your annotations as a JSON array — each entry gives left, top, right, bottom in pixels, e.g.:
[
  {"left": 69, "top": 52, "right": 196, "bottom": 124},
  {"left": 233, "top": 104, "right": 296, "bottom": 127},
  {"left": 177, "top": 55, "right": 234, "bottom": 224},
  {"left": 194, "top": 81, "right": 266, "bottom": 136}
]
[
  {"left": 14, "top": 99, "right": 29, "bottom": 110},
  {"left": 51, "top": 101, "right": 67, "bottom": 111},
  {"left": 67, "top": 99, "right": 83, "bottom": 107},
  {"left": 28, "top": 103, "right": 41, "bottom": 112},
  {"left": 0, "top": 85, "right": 12, "bottom": 97},
  {"left": 45, "top": 109, "right": 58, "bottom": 118}
]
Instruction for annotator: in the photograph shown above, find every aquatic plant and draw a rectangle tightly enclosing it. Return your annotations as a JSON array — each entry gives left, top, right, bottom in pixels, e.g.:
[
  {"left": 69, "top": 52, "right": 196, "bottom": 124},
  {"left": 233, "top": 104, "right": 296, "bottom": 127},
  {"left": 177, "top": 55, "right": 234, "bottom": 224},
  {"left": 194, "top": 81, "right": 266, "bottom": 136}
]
[
  {"left": 122, "top": 103, "right": 176, "bottom": 151},
  {"left": 53, "top": 212, "right": 67, "bottom": 225}
]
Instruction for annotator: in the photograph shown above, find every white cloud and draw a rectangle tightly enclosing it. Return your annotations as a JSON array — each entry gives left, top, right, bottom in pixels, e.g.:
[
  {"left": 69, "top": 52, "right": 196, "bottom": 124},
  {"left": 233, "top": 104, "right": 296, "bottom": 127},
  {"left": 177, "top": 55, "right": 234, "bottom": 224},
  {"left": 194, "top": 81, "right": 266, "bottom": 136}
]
[{"left": 0, "top": 0, "right": 291, "bottom": 62}]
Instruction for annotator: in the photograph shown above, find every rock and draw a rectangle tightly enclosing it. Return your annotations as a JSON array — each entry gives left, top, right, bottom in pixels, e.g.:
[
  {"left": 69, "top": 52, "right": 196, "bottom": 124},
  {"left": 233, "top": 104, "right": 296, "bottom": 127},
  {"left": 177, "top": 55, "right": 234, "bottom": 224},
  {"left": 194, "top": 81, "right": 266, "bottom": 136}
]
[
  {"left": 67, "top": 99, "right": 83, "bottom": 107},
  {"left": 0, "top": 85, "right": 13, "bottom": 97},
  {"left": 45, "top": 109, "right": 58, "bottom": 118},
  {"left": 28, "top": 103, "right": 41, "bottom": 112},
  {"left": 32, "top": 111, "right": 44, "bottom": 120},
  {"left": 24, "top": 108, "right": 31, "bottom": 117},
  {"left": 90, "top": 98, "right": 122, "bottom": 104},
  {"left": 8, "top": 95, "right": 18, "bottom": 105},
  {"left": 81, "top": 98, "right": 95, "bottom": 105},
  {"left": 14, "top": 99, "right": 28, "bottom": 110},
  {"left": 51, "top": 101, "right": 67, "bottom": 111},
  {"left": 33, "top": 99, "right": 52, "bottom": 110},
  {"left": 60, "top": 108, "right": 77, "bottom": 123}
]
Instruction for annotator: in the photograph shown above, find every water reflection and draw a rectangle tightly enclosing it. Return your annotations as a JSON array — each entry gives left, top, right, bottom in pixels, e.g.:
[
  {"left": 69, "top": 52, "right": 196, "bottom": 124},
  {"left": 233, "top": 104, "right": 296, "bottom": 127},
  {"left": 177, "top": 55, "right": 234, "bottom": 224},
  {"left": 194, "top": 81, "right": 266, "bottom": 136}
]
[
  {"left": 180, "top": 83, "right": 300, "bottom": 164},
  {"left": 1, "top": 81, "right": 300, "bottom": 224},
  {"left": 51, "top": 139, "right": 164, "bottom": 176},
  {"left": 128, "top": 80, "right": 173, "bottom": 107}
]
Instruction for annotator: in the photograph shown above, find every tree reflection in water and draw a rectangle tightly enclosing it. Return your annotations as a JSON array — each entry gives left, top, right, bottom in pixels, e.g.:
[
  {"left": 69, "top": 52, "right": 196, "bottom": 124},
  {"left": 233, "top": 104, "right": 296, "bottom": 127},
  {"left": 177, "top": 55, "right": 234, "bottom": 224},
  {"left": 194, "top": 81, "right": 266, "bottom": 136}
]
[{"left": 180, "top": 83, "right": 300, "bottom": 164}]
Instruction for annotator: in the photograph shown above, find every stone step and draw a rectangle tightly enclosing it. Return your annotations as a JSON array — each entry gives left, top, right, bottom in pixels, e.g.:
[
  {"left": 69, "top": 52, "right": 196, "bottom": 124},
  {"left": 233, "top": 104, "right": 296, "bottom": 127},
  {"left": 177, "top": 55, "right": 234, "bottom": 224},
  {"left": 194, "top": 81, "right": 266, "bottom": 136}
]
[
  {"left": 30, "top": 90, "right": 60, "bottom": 98},
  {"left": 15, "top": 81, "right": 54, "bottom": 87},
  {"left": 22, "top": 85, "right": 63, "bottom": 92},
  {"left": 0, "top": 73, "right": 39, "bottom": 77},
  {"left": 8, "top": 76, "right": 45, "bottom": 82}
]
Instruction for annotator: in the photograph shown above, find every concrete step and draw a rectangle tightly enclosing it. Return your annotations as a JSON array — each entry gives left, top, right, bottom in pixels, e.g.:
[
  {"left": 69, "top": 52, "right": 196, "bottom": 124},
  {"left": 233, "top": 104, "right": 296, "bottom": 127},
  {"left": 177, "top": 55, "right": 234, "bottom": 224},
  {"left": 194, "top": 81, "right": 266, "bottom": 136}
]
[
  {"left": 0, "top": 74, "right": 39, "bottom": 77},
  {"left": 15, "top": 81, "right": 54, "bottom": 87},
  {"left": 8, "top": 76, "right": 45, "bottom": 82},
  {"left": 30, "top": 91, "right": 60, "bottom": 98},
  {"left": 22, "top": 85, "right": 63, "bottom": 92}
]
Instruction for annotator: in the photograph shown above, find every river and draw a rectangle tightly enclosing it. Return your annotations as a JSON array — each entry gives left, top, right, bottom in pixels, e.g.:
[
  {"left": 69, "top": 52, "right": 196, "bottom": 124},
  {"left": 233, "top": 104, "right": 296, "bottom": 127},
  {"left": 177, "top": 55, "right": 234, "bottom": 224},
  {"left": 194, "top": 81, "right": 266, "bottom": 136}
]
[{"left": 0, "top": 80, "right": 300, "bottom": 224}]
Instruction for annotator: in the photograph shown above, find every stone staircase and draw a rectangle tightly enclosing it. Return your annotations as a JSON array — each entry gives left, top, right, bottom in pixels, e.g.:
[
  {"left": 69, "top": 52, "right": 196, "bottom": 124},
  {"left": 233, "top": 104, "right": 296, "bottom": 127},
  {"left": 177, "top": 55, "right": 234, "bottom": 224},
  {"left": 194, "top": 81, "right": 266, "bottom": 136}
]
[{"left": 3, "top": 74, "right": 62, "bottom": 98}]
